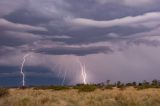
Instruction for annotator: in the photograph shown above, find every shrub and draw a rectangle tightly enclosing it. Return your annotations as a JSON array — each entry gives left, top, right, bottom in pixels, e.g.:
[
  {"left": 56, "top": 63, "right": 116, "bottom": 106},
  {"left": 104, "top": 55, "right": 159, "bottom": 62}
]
[
  {"left": 0, "top": 88, "right": 9, "bottom": 97},
  {"left": 105, "top": 85, "right": 113, "bottom": 90},
  {"left": 134, "top": 85, "right": 150, "bottom": 90},
  {"left": 134, "top": 86, "right": 146, "bottom": 90},
  {"left": 117, "top": 84, "right": 126, "bottom": 90},
  {"left": 74, "top": 84, "right": 97, "bottom": 92}
]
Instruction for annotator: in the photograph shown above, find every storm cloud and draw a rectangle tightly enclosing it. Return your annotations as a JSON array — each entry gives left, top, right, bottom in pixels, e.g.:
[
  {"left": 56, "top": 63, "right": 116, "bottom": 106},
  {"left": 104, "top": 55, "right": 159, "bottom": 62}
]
[
  {"left": 1, "top": 0, "right": 160, "bottom": 85},
  {"left": 35, "top": 46, "right": 113, "bottom": 56},
  {"left": 71, "top": 12, "right": 160, "bottom": 28}
]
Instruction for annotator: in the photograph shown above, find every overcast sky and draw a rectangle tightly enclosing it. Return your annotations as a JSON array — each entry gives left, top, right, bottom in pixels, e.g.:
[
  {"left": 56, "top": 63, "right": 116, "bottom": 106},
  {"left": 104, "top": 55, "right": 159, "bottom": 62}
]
[{"left": 1, "top": 0, "right": 160, "bottom": 86}]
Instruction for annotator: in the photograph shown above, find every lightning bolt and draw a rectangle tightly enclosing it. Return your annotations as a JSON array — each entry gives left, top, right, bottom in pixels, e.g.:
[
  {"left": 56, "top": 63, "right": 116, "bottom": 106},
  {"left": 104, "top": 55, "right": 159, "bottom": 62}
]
[
  {"left": 77, "top": 58, "right": 87, "bottom": 84},
  {"left": 61, "top": 70, "right": 67, "bottom": 86},
  {"left": 20, "top": 54, "right": 30, "bottom": 86},
  {"left": 82, "top": 64, "right": 87, "bottom": 84}
]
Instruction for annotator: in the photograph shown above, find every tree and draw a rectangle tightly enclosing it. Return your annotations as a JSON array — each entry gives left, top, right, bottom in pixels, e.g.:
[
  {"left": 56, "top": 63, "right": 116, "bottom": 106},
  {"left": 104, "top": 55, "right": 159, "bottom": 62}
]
[
  {"left": 142, "top": 80, "right": 150, "bottom": 86},
  {"left": 106, "top": 80, "right": 110, "bottom": 85},
  {"left": 116, "top": 81, "right": 121, "bottom": 88},
  {"left": 132, "top": 82, "right": 137, "bottom": 86}
]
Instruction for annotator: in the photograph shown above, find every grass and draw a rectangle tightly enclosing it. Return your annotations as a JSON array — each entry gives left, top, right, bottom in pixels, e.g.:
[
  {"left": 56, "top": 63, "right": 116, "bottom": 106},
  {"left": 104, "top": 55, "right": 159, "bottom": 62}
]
[
  {"left": 34, "top": 86, "right": 70, "bottom": 91},
  {"left": 0, "top": 87, "right": 160, "bottom": 106},
  {"left": 73, "top": 84, "right": 97, "bottom": 92},
  {"left": 0, "top": 88, "right": 9, "bottom": 97}
]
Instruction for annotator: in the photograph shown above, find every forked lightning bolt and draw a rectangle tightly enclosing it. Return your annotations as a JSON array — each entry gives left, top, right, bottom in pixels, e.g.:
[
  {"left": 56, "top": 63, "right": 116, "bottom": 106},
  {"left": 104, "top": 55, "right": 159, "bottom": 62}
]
[{"left": 77, "top": 59, "right": 87, "bottom": 84}]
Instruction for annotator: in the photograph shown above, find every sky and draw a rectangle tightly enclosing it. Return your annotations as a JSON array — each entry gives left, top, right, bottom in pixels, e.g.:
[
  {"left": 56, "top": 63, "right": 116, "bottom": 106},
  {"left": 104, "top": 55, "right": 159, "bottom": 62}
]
[{"left": 1, "top": 0, "right": 160, "bottom": 86}]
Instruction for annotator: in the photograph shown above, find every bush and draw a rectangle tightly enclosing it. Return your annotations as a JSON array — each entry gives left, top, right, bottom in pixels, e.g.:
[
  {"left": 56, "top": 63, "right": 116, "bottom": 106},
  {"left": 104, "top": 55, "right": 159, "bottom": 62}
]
[
  {"left": 105, "top": 85, "right": 113, "bottom": 90},
  {"left": 0, "top": 88, "right": 9, "bottom": 97},
  {"left": 117, "top": 84, "right": 126, "bottom": 90},
  {"left": 74, "top": 84, "right": 97, "bottom": 92},
  {"left": 134, "top": 86, "right": 146, "bottom": 90},
  {"left": 134, "top": 85, "right": 151, "bottom": 90}
]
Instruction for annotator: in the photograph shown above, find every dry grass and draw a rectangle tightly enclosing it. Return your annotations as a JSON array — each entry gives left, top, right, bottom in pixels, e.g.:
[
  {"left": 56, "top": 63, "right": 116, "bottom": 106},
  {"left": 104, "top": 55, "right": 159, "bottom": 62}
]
[{"left": 0, "top": 87, "right": 160, "bottom": 106}]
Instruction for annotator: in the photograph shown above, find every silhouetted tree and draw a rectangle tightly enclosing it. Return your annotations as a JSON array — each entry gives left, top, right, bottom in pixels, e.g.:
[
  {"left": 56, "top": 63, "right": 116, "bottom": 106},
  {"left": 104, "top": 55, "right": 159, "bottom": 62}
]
[
  {"left": 138, "top": 83, "right": 142, "bottom": 86},
  {"left": 142, "top": 80, "right": 150, "bottom": 86},
  {"left": 152, "top": 79, "right": 158, "bottom": 86},
  {"left": 116, "top": 81, "right": 122, "bottom": 88},
  {"left": 132, "top": 82, "right": 137, "bottom": 86},
  {"left": 106, "top": 80, "right": 110, "bottom": 85},
  {"left": 126, "top": 83, "right": 132, "bottom": 86}
]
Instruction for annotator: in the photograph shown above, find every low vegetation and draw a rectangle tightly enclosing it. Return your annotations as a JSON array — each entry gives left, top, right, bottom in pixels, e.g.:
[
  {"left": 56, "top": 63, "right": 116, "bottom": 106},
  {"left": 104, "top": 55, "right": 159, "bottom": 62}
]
[
  {"left": 0, "top": 87, "right": 160, "bottom": 106},
  {"left": 34, "top": 86, "right": 70, "bottom": 91},
  {"left": 0, "top": 79, "right": 160, "bottom": 106},
  {"left": 30, "top": 79, "right": 160, "bottom": 91},
  {"left": 0, "top": 88, "right": 9, "bottom": 97},
  {"left": 73, "top": 84, "right": 97, "bottom": 92}
]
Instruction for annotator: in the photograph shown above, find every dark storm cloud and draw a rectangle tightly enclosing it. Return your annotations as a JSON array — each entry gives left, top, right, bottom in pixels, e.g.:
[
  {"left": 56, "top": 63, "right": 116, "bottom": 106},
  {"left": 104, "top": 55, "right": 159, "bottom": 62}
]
[
  {"left": 35, "top": 46, "right": 113, "bottom": 56},
  {"left": 61, "top": 27, "right": 147, "bottom": 45},
  {"left": 1, "top": 0, "right": 160, "bottom": 50},
  {"left": 0, "top": 18, "right": 47, "bottom": 31},
  {"left": 67, "top": 0, "right": 160, "bottom": 20},
  {"left": 0, "top": 0, "right": 160, "bottom": 57},
  {"left": 0, "top": 18, "right": 46, "bottom": 47},
  {"left": 0, "top": 31, "right": 42, "bottom": 46},
  {"left": 4, "top": 9, "right": 51, "bottom": 25},
  {"left": 1, "top": 0, "right": 160, "bottom": 85},
  {"left": 0, "top": 0, "right": 160, "bottom": 56},
  {"left": 70, "top": 12, "right": 160, "bottom": 28},
  {"left": 0, "top": 0, "right": 26, "bottom": 17}
]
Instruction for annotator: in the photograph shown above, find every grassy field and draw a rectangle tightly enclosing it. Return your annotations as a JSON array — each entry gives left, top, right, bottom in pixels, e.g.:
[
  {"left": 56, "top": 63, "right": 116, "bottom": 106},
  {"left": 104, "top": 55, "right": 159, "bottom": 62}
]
[{"left": 0, "top": 87, "right": 160, "bottom": 106}]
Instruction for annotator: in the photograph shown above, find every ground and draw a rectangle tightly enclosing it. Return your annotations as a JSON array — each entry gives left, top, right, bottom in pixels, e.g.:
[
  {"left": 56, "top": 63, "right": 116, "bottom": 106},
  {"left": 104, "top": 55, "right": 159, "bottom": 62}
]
[{"left": 0, "top": 87, "right": 160, "bottom": 106}]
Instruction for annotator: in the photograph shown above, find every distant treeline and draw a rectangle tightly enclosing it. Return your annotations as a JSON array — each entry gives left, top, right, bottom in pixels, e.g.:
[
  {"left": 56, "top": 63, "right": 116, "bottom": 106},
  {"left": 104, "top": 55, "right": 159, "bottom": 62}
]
[
  {"left": 32, "top": 79, "right": 160, "bottom": 92},
  {"left": 1, "top": 79, "right": 160, "bottom": 93},
  {"left": 95, "top": 79, "right": 160, "bottom": 90}
]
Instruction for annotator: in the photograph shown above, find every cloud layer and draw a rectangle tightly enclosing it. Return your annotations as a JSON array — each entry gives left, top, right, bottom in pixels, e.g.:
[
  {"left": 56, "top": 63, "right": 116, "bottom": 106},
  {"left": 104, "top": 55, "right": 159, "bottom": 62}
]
[
  {"left": 96, "top": 0, "right": 156, "bottom": 7},
  {"left": 1, "top": 0, "right": 160, "bottom": 85},
  {"left": 71, "top": 12, "right": 160, "bottom": 28}
]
